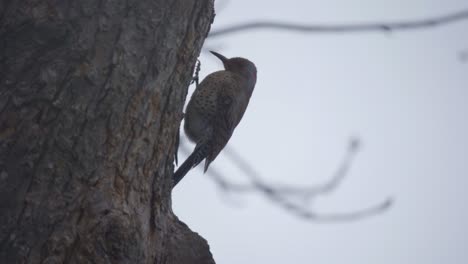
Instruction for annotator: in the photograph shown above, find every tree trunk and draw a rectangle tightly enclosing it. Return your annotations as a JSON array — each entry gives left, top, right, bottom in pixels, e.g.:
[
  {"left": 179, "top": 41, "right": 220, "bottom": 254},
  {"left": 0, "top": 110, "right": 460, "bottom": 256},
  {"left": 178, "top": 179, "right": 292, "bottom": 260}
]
[{"left": 0, "top": 0, "right": 215, "bottom": 263}]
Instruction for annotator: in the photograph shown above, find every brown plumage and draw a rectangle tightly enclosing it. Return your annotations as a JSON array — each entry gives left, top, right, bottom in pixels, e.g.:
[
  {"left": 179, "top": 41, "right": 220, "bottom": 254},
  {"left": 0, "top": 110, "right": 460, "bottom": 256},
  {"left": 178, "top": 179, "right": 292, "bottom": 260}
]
[{"left": 173, "top": 51, "right": 257, "bottom": 187}]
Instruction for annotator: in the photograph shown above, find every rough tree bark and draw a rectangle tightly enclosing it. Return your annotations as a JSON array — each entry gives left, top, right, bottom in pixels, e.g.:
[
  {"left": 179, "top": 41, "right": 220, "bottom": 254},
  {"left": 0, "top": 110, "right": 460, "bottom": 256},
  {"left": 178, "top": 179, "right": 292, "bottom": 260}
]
[{"left": 0, "top": 0, "right": 215, "bottom": 263}]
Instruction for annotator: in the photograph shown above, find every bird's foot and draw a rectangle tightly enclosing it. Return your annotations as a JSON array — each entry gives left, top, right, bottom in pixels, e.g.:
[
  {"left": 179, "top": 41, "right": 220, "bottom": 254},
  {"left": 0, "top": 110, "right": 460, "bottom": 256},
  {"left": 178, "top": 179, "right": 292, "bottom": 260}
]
[{"left": 190, "top": 59, "right": 201, "bottom": 88}]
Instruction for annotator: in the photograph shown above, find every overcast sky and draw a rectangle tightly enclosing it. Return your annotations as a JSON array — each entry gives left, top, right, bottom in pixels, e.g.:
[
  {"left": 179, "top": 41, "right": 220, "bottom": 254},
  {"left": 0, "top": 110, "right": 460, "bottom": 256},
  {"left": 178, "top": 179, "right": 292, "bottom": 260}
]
[{"left": 173, "top": 1, "right": 468, "bottom": 263}]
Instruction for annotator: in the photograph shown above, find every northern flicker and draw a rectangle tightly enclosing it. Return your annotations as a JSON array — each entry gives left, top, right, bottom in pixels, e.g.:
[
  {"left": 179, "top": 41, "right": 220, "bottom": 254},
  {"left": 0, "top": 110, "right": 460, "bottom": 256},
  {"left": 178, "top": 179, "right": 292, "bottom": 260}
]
[{"left": 173, "top": 51, "right": 257, "bottom": 187}]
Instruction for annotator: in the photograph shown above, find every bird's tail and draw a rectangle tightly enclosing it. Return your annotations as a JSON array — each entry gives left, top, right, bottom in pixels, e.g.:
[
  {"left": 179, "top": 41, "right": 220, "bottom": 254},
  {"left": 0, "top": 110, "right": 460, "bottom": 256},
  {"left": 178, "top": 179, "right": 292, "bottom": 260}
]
[{"left": 173, "top": 143, "right": 209, "bottom": 187}]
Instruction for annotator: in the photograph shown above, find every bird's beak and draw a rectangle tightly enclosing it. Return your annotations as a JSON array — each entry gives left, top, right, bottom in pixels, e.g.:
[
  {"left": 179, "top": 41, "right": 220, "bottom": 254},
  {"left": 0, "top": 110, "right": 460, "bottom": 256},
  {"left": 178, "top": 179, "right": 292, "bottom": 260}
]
[{"left": 210, "top": 51, "right": 228, "bottom": 63}]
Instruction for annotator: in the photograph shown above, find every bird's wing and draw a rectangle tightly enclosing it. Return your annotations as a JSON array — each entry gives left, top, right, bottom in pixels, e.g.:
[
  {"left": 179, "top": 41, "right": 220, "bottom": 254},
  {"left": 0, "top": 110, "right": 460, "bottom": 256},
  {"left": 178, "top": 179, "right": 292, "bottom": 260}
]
[{"left": 203, "top": 88, "right": 238, "bottom": 172}]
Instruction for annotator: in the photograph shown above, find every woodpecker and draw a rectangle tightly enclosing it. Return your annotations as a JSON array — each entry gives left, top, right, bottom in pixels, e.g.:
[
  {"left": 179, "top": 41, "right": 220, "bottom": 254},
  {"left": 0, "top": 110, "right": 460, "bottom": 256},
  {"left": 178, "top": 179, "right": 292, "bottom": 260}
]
[{"left": 173, "top": 51, "right": 257, "bottom": 187}]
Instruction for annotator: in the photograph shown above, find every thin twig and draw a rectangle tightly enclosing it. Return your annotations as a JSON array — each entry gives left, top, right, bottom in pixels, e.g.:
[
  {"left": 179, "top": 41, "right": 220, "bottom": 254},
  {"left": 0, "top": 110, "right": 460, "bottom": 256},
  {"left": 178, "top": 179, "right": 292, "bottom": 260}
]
[
  {"left": 209, "top": 9, "right": 468, "bottom": 38},
  {"left": 177, "top": 137, "right": 392, "bottom": 221},
  {"left": 221, "top": 139, "right": 392, "bottom": 221},
  {"left": 222, "top": 138, "right": 360, "bottom": 200}
]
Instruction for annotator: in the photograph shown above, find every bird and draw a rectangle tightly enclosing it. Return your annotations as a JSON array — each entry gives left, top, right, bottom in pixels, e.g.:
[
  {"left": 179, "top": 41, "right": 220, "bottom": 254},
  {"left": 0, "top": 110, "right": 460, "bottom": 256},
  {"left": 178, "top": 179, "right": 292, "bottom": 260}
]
[{"left": 173, "top": 51, "right": 257, "bottom": 187}]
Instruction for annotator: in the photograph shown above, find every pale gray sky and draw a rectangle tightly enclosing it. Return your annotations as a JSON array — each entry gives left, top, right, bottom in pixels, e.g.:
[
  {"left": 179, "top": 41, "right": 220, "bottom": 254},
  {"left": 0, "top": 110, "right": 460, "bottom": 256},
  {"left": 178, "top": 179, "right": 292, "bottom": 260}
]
[{"left": 173, "top": 1, "right": 468, "bottom": 263}]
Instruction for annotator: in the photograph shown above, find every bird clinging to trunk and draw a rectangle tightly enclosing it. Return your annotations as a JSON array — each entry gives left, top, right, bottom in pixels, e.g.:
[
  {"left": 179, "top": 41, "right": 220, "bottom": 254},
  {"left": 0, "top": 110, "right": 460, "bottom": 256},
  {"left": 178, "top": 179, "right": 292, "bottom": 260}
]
[{"left": 173, "top": 51, "right": 257, "bottom": 187}]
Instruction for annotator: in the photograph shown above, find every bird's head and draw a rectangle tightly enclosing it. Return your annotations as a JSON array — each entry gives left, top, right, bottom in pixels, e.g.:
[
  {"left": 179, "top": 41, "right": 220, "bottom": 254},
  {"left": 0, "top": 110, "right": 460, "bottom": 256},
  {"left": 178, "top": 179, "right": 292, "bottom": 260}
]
[{"left": 210, "top": 51, "right": 257, "bottom": 89}]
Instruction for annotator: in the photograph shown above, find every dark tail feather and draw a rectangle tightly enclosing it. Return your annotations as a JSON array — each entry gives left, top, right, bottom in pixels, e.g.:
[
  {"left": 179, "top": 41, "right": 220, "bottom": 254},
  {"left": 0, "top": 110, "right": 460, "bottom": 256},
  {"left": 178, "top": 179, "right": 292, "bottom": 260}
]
[{"left": 173, "top": 144, "right": 208, "bottom": 187}]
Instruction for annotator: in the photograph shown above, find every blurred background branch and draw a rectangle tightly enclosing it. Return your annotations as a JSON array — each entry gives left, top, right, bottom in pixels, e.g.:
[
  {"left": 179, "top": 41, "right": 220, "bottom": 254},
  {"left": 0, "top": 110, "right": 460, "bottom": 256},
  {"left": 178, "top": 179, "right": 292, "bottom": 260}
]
[
  {"left": 178, "top": 136, "right": 392, "bottom": 221},
  {"left": 209, "top": 8, "right": 468, "bottom": 38}
]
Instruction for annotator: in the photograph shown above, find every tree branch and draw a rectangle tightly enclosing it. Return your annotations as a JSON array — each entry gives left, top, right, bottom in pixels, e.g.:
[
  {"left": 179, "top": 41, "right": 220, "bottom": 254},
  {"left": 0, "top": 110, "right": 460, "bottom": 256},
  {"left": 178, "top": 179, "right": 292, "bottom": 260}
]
[
  {"left": 208, "top": 9, "right": 468, "bottom": 38},
  {"left": 178, "top": 137, "right": 392, "bottom": 221}
]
